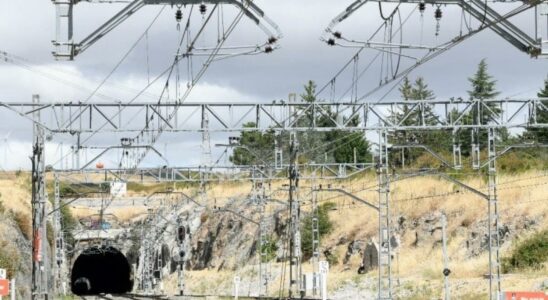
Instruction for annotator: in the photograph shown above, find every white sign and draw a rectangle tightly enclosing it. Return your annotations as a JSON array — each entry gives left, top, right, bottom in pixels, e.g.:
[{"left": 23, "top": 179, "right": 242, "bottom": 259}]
[
  {"left": 110, "top": 181, "right": 127, "bottom": 198},
  {"left": 0, "top": 269, "right": 5, "bottom": 280},
  {"left": 319, "top": 261, "right": 329, "bottom": 274}
]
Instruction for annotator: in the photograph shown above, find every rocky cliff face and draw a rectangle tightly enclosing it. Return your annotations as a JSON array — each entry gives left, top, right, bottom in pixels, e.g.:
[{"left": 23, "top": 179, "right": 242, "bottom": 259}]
[
  {"left": 187, "top": 199, "right": 281, "bottom": 271},
  {"left": 0, "top": 212, "right": 33, "bottom": 299}
]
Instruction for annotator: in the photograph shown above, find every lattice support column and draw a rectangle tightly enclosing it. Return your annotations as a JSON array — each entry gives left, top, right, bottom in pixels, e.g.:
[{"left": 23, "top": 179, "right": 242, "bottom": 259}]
[
  {"left": 311, "top": 177, "right": 321, "bottom": 297},
  {"left": 288, "top": 134, "right": 303, "bottom": 298},
  {"left": 377, "top": 130, "right": 392, "bottom": 300},
  {"left": 176, "top": 216, "right": 188, "bottom": 296},
  {"left": 487, "top": 128, "right": 502, "bottom": 300},
  {"left": 52, "top": 174, "right": 67, "bottom": 296},
  {"left": 255, "top": 173, "right": 271, "bottom": 297},
  {"left": 31, "top": 94, "right": 49, "bottom": 300}
]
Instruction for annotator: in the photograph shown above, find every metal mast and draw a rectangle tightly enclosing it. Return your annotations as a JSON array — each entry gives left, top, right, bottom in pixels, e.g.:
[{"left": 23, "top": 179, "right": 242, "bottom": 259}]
[
  {"left": 31, "top": 95, "right": 49, "bottom": 300},
  {"left": 487, "top": 128, "right": 501, "bottom": 300},
  {"left": 52, "top": 174, "right": 67, "bottom": 297},
  {"left": 201, "top": 108, "right": 212, "bottom": 167},
  {"left": 311, "top": 173, "right": 321, "bottom": 297},
  {"left": 377, "top": 130, "right": 392, "bottom": 300},
  {"left": 288, "top": 133, "right": 303, "bottom": 298}
]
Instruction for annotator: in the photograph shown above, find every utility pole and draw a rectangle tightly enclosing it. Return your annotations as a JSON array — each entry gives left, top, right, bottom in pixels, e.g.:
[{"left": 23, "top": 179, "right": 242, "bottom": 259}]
[
  {"left": 52, "top": 174, "right": 66, "bottom": 296},
  {"left": 288, "top": 133, "right": 303, "bottom": 298},
  {"left": 487, "top": 128, "right": 501, "bottom": 300},
  {"left": 311, "top": 172, "right": 321, "bottom": 297},
  {"left": 176, "top": 216, "right": 188, "bottom": 296},
  {"left": 31, "top": 95, "right": 49, "bottom": 300},
  {"left": 377, "top": 130, "right": 392, "bottom": 300},
  {"left": 201, "top": 107, "right": 212, "bottom": 168},
  {"left": 254, "top": 170, "right": 270, "bottom": 297}
]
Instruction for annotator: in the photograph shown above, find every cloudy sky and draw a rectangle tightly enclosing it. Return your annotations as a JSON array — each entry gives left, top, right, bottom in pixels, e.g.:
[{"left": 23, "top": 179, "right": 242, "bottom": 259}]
[{"left": 0, "top": 0, "right": 547, "bottom": 170}]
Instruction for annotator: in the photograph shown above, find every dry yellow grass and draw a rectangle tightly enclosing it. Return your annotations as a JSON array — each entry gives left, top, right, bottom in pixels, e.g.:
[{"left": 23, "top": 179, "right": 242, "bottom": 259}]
[
  {"left": 0, "top": 173, "right": 31, "bottom": 214},
  {"left": 2, "top": 170, "right": 546, "bottom": 297}
]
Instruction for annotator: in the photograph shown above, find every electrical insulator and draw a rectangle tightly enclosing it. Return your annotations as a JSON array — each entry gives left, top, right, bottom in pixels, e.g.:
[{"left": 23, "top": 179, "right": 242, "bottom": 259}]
[
  {"left": 265, "top": 45, "right": 273, "bottom": 53},
  {"left": 327, "top": 38, "right": 336, "bottom": 46},
  {"left": 419, "top": 2, "right": 426, "bottom": 14},
  {"left": 175, "top": 9, "right": 183, "bottom": 23},
  {"left": 333, "top": 31, "right": 342, "bottom": 39},
  {"left": 268, "top": 36, "right": 277, "bottom": 44},
  {"left": 200, "top": 3, "right": 207, "bottom": 15},
  {"left": 435, "top": 6, "right": 442, "bottom": 36},
  {"left": 435, "top": 7, "right": 442, "bottom": 20}
]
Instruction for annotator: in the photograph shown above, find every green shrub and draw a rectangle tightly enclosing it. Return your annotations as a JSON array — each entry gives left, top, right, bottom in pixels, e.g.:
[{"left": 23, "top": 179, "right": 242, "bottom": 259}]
[
  {"left": 260, "top": 236, "right": 278, "bottom": 262},
  {"left": 13, "top": 211, "right": 31, "bottom": 240},
  {"left": 0, "top": 241, "right": 19, "bottom": 278},
  {"left": 502, "top": 229, "right": 548, "bottom": 272},
  {"left": 301, "top": 202, "right": 335, "bottom": 259},
  {"left": 59, "top": 182, "right": 109, "bottom": 197},
  {"left": 325, "top": 250, "right": 339, "bottom": 266},
  {"left": 46, "top": 222, "right": 54, "bottom": 248},
  {"left": 60, "top": 205, "right": 77, "bottom": 251}
]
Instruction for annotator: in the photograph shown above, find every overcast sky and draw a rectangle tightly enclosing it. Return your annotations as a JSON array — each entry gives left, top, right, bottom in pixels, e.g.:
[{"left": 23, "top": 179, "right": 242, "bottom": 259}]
[{"left": 0, "top": 0, "right": 547, "bottom": 170}]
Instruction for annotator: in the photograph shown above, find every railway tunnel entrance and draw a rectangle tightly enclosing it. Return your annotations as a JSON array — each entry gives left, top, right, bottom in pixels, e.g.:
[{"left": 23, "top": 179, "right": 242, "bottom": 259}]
[{"left": 71, "top": 245, "right": 134, "bottom": 295}]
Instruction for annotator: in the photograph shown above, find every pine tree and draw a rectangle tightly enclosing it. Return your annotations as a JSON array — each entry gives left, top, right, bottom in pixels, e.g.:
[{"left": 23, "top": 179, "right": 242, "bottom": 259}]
[
  {"left": 297, "top": 80, "right": 333, "bottom": 162},
  {"left": 229, "top": 122, "right": 275, "bottom": 165},
  {"left": 411, "top": 77, "right": 435, "bottom": 101},
  {"left": 457, "top": 59, "right": 503, "bottom": 154},
  {"left": 400, "top": 77, "right": 413, "bottom": 100},
  {"left": 467, "top": 59, "right": 501, "bottom": 124},
  {"left": 390, "top": 76, "right": 450, "bottom": 166}
]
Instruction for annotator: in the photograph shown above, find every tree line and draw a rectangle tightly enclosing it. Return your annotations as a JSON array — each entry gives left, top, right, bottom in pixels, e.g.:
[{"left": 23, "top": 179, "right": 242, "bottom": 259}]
[{"left": 229, "top": 59, "right": 548, "bottom": 168}]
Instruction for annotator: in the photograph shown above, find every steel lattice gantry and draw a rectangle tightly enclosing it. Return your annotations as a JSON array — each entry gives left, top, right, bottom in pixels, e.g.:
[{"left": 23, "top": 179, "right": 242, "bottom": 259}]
[
  {"left": 4, "top": 97, "right": 547, "bottom": 300},
  {"left": 1, "top": 98, "right": 547, "bottom": 134}
]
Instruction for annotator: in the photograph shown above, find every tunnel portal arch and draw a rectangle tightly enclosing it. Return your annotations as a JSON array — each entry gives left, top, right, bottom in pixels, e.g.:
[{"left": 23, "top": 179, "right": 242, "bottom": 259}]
[{"left": 71, "top": 245, "right": 133, "bottom": 295}]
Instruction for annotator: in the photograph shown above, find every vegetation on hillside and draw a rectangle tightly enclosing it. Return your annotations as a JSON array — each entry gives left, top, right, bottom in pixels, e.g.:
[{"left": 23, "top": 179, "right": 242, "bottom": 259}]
[
  {"left": 0, "top": 241, "right": 19, "bottom": 278},
  {"left": 260, "top": 235, "right": 278, "bottom": 262},
  {"left": 301, "top": 202, "right": 336, "bottom": 260},
  {"left": 503, "top": 229, "right": 548, "bottom": 272}
]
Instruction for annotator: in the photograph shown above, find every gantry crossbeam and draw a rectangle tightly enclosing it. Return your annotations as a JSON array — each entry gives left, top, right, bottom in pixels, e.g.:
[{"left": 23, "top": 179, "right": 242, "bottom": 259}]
[
  {"left": 2, "top": 98, "right": 547, "bottom": 133},
  {"left": 53, "top": 163, "right": 376, "bottom": 182}
]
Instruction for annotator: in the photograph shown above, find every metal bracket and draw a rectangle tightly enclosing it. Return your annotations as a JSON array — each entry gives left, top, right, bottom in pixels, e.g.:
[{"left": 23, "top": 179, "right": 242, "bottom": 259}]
[{"left": 52, "top": 0, "right": 282, "bottom": 60}]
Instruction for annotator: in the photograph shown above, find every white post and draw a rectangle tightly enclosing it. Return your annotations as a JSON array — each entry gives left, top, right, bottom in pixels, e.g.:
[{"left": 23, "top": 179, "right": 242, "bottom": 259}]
[
  {"left": 319, "top": 261, "right": 329, "bottom": 300},
  {"left": 10, "top": 278, "right": 14, "bottom": 300},
  {"left": 442, "top": 213, "right": 451, "bottom": 300},
  {"left": 233, "top": 276, "right": 240, "bottom": 300}
]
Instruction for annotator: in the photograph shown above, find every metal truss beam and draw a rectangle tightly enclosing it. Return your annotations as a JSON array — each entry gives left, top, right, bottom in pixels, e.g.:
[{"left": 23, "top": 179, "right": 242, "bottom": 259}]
[
  {"left": 53, "top": 163, "right": 376, "bottom": 182},
  {"left": 2, "top": 98, "right": 547, "bottom": 133}
]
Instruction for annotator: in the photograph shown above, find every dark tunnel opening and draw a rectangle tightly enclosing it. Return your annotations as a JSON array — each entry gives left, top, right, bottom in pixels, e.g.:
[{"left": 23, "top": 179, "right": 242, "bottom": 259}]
[{"left": 71, "top": 245, "right": 133, "bottom": 295}]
